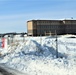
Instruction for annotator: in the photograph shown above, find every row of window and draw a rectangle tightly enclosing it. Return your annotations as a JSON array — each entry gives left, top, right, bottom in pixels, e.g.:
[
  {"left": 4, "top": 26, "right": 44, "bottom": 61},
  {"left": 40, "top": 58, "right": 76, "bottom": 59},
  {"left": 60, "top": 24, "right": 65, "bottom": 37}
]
[
  {"left": 36, "top": 21, "right": 76, "bottom": 24},
  {"left": 37, "top": 25, "right": 65, "bottom": 29},
  {"left": 35, "top": 25, "right": 76, "bottom": 29},
  {"left": 37, "top": 21, "right": 60, "bottom": 23}
]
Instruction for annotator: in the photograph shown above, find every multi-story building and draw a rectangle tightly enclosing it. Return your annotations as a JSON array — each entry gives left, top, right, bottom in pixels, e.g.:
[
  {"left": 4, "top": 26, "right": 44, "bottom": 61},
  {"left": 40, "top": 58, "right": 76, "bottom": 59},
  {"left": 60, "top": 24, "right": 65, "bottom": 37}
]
[{"left": 27, "top": 20, "right": 76, "bottom": 36}]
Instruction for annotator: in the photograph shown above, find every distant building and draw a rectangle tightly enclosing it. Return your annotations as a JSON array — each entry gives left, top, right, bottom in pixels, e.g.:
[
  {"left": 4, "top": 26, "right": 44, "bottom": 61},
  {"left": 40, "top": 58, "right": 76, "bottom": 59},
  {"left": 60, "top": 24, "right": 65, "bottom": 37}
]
[{"left": 27, "top": 20, "right": 76, "bottom": 36}]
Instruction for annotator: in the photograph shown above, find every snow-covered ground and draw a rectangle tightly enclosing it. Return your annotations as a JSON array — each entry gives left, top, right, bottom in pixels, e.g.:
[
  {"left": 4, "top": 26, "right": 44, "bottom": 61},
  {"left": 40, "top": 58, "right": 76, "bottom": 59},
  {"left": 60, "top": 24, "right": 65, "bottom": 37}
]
[{"left": 0, "top": 36, "right": 76, "bottom": 75}]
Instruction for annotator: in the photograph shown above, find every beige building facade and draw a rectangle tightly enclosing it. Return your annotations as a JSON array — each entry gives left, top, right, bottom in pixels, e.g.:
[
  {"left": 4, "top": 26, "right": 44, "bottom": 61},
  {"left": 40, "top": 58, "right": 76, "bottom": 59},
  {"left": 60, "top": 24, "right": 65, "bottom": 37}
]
[{"left": 27, "top": 20, "right": 76, "bottom": 36}]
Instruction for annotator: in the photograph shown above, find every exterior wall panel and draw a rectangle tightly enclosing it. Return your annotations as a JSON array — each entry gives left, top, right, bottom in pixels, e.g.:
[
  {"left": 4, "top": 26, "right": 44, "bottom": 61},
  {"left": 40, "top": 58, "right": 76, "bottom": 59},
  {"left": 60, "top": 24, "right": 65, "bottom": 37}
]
[{"left": 27, "top": 21, "right": 33, "bottom": 36}]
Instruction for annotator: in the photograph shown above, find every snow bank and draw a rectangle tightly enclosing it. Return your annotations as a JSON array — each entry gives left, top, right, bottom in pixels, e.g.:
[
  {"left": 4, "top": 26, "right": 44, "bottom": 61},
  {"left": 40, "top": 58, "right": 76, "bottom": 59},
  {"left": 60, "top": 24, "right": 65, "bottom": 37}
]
[{"left": 0, "top": 36, "right": 76, "bottom": 75}]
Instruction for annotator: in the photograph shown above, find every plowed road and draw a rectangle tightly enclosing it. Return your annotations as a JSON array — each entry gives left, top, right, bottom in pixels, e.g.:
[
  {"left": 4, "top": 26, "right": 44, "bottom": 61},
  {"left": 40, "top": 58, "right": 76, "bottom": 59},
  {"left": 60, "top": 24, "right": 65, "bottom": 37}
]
[
  {"left": 0, "top": 65, "right": 27, "bottom": 75},
  {"left": 0, "top": 66, "right": 13, "bottom": 75}
]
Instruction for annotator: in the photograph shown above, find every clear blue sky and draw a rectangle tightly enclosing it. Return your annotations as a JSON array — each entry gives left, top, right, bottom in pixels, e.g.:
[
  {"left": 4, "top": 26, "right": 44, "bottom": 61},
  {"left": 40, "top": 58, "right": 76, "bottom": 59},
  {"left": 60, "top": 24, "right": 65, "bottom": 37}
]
[{"left": 0, "top": 0, "right": 76, "bottom": 33}]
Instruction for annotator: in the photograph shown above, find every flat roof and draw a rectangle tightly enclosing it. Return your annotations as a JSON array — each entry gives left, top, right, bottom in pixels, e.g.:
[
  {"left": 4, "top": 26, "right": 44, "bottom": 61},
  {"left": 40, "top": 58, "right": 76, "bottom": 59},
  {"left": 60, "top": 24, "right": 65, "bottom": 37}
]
[{"left": 27, "top": 19, "right": 76, "bottom": 22}]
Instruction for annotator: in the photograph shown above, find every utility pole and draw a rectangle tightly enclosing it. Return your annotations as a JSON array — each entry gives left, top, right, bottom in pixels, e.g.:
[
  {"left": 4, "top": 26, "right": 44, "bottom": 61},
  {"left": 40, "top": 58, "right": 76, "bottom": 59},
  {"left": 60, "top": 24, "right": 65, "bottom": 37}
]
[
  {"left": 40, "top": 35, "right": 42, "bottom": 46},
  {"left": 55, "top": 30, "right": 58, "bottom": 58}
]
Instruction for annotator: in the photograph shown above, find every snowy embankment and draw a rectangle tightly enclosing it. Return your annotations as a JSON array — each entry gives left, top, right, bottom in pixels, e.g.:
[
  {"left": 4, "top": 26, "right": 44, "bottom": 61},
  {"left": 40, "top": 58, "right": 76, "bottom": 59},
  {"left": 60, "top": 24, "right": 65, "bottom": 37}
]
[{"left": 0, "top": 36, "right": 76, "bottom": 75}]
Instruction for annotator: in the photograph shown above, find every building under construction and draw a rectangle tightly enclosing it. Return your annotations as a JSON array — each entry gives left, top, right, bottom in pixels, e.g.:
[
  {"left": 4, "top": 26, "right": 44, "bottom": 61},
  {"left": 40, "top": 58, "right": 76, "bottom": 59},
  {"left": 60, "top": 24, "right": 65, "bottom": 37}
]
[{"left": 27, "top": 19, "right": 76, "bottom": 36}]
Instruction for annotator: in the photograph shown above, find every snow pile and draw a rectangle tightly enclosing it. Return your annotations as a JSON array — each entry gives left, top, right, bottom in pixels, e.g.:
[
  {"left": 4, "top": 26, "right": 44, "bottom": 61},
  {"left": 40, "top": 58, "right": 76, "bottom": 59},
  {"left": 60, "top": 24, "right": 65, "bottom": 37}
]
[{"left": 0, "top": 36, "right": 76, "bottom": 75}]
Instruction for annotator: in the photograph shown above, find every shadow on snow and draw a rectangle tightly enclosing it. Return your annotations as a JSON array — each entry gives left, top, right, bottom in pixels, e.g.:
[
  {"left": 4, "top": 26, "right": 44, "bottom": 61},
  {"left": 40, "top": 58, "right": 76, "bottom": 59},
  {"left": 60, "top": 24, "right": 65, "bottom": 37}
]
[{"left": 22, "top": 40, "right": 67, "bottom": 59}]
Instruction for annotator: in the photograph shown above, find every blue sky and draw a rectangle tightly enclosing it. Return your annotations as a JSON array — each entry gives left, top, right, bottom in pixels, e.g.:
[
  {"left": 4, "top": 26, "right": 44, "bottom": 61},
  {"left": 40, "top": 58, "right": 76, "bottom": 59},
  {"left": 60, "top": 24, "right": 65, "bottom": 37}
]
[{"left": 0, "top": 0, "right": 76, "bottom": 33}]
